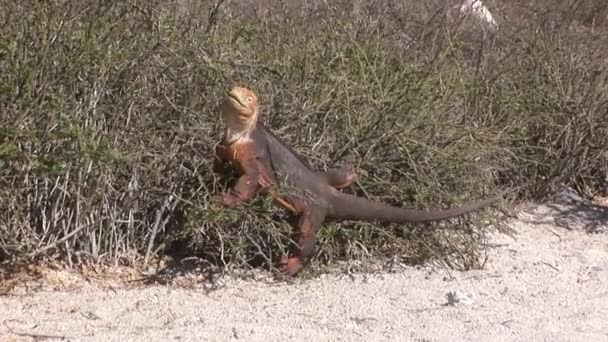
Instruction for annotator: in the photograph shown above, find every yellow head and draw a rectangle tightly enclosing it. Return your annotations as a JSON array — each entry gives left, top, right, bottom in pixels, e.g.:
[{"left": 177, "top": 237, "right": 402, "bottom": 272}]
[{"left": 219, "top": 86, "right": 259, "bottom": 135}]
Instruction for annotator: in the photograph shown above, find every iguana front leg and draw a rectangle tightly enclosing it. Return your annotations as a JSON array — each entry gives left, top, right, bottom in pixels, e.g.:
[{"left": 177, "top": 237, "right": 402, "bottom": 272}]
[
  {"left": 222, "top": 167, "right": 259, "bottom": 206},
  {"left": 215, "top": 143, "right": 261, "bottom": 207}
]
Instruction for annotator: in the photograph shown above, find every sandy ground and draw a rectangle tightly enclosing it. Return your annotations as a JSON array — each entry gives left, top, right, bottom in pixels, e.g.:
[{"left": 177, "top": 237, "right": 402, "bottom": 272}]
[{"left": 1, "top": 195, "right": 607, "bottom": 342}]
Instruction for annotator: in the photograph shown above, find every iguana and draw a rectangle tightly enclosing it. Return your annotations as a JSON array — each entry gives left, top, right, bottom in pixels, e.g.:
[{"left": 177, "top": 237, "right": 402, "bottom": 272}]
[{"left": 213, "top": 86, "right": 502, "bottom": 276}]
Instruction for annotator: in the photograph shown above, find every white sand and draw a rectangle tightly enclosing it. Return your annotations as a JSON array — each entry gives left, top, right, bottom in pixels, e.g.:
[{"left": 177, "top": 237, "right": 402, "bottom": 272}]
[{"left": 1, "top": 201, "right": 607, "bottom": 342}]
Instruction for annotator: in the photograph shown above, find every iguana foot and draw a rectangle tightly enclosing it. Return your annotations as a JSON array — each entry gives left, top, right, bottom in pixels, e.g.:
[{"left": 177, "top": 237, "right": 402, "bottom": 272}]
[
  {"left": 220, "top": 193, "right": 242, "bottom": 207},
  {"left": 280, "top": 256, "right": 304, "bottom": 276}
]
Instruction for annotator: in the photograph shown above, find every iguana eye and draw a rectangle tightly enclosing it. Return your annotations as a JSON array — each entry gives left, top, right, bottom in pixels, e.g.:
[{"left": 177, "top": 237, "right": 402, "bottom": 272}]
[{"left": 247, "top": 97, "right": 252, "bottom": 102}]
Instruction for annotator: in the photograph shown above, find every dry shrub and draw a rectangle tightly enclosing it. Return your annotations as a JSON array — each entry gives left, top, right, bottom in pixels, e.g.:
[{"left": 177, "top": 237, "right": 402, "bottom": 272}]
[{"left": 0, "top": 0, "right": 606, "bottom": 275}]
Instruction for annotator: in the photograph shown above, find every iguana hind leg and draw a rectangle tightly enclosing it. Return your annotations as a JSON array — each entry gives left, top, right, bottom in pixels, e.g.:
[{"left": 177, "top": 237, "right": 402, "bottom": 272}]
[
  {"left": 320, "top": 164, "right": 357, "bottom": 190},
  {"left": 278, "top": 198, "right": 327, "bottom": 276}
]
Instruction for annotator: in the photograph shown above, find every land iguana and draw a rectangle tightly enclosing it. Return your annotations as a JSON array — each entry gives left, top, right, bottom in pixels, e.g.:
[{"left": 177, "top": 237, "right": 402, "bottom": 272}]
[{"left": 213, "top": 86, "right": 502, "bottom": 276}]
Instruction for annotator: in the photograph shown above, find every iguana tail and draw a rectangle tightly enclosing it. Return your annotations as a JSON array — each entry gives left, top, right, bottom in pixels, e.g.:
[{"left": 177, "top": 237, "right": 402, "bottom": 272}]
[{"left": 328, "top": 191, "right": 502, "bottom": 223}]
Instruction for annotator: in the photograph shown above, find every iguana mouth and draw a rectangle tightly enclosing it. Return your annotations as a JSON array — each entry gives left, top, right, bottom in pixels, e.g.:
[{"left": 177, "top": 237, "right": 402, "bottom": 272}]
[{"left": 227, "top": 91, "right": 246, "bottom": 108}]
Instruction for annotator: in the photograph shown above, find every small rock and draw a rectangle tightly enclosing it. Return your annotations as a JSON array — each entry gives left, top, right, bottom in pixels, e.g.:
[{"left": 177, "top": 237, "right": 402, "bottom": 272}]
[{"left": 445, "top": 290, "right": 475, "bottom": 306}]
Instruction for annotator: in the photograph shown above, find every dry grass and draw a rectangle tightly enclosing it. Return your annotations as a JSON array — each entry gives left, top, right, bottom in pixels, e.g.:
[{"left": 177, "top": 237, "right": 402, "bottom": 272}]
[{"left": 1, "top": 0, "right": 606, "bottom": 277}]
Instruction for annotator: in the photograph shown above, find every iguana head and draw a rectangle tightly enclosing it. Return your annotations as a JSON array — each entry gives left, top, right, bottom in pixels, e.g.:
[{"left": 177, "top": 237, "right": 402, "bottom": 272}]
[{"left": 219, "top": 86, "right": 259, "bottom": 143}]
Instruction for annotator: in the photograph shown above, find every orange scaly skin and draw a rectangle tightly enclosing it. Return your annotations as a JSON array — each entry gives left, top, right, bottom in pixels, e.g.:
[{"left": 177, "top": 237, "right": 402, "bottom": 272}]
[{"left": 214, "top": 86, "right": 502, "bottom": 276}]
